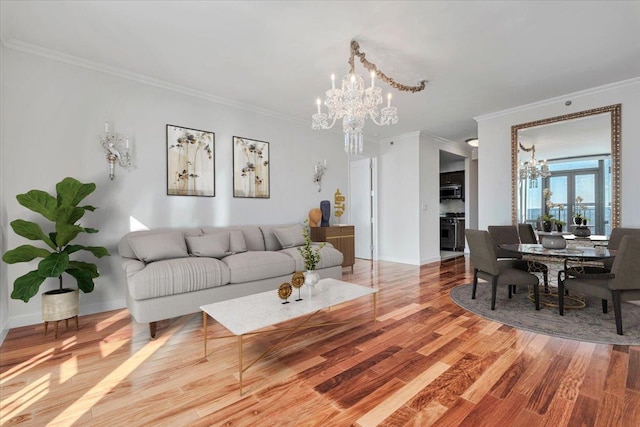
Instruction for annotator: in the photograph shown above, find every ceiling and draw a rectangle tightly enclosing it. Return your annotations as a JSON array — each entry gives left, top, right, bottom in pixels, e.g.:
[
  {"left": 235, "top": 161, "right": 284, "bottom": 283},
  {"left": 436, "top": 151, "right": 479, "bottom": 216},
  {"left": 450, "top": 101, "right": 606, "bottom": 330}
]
[{"left": 2, "top": 1, "right": 639, "bottom": 144}]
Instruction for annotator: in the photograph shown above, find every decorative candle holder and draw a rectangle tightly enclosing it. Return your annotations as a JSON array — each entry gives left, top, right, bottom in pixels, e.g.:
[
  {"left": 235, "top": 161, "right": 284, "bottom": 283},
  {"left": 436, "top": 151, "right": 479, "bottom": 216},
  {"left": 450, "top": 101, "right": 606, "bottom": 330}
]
[{"left": 278, "top": 282, "right": 292, "bottom": 304}]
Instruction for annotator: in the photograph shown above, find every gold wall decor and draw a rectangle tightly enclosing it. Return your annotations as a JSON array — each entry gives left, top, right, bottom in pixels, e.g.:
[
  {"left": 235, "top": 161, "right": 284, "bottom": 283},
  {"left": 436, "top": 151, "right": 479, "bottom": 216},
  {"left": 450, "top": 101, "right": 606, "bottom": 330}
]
[
  {"left": 334, "top": 189, "right": 346, "bottom": 222},
  {"left": 278, "top": 283, "right": 292, "bottom": 304},
  {"left": 291, "top": 272, "right": 305, "bottom": 301}
]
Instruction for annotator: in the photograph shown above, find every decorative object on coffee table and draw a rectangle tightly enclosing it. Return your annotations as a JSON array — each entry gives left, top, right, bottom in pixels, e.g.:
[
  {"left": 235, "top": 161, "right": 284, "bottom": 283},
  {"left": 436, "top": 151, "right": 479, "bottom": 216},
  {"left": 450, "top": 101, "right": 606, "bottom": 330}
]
[
  {"left": 298, "top": 220, "right": 325, "bottom": 286},
  {"left": 167, "top": 124, "right": 215, "bottom": 197},
  {"left": 2, "top": 177, "right": 110, "bottom": 338},
  {"left": 277, "top": 283, "right": 292, "bottom": 304},
  {"left": 308, "top": 208, "right": 322, "bottom": 227},
  {"left": 320, "top": 200, "right": 330, "bottom": 226},
  {"left": 304, "top": 270, "right": 320, "bottom": 287},
  {"left": 233, "top": 136, "right": 270, "bottom": 198},
  {"left": 291, "top": 272, "right": 305, "bottom": 301},
  {"left": 334, "top": 189, "right": 345, "bottom": 224}
]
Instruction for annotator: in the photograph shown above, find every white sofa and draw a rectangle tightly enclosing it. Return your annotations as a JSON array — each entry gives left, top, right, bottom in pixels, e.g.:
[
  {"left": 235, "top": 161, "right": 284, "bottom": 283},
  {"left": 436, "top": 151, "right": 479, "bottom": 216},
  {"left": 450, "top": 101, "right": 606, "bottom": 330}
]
[{"left": 118, "top": 223, "right": 344, "bottom": 337}]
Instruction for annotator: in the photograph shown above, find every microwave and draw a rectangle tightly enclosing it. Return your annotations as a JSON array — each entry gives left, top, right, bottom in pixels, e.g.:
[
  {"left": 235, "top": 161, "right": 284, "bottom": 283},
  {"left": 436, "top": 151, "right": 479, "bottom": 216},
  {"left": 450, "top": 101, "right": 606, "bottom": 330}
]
[{"left": 440, "top": 184, "right": 463, "bottom": 199}]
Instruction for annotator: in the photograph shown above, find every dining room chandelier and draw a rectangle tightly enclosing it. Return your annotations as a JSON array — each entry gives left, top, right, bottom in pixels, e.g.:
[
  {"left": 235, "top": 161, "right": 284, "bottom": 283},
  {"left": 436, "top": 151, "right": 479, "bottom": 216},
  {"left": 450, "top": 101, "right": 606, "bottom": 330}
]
[
  {"left": 518, "top": 142, "right": 550, "bottom": 188},
  {"left": 312, "top": 40, "right": 427, "bottom": 154}
]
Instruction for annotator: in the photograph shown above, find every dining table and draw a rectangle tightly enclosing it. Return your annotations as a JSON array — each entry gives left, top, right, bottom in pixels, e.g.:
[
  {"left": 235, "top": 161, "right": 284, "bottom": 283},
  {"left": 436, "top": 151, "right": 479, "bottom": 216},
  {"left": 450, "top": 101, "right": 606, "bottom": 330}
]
[{"left": 499, "top": 243, "right": 617, "bottom": 309}]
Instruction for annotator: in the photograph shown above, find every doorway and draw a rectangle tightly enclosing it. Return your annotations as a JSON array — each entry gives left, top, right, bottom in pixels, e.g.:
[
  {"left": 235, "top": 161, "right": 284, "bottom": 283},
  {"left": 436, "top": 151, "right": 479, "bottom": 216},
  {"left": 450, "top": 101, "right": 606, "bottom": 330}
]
[
  {"left": 349, "top": 157, "right": 376, "bottom": 260},
  {"left": 439, "top": 150, "right": 467, "bottom": 260}
]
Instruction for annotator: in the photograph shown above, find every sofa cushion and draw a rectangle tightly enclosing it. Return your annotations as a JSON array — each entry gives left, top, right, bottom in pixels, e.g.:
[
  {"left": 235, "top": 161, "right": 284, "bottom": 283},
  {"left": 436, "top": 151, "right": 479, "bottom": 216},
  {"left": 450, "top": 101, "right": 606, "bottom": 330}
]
[
  {"left": 128, "top": 231, "right": 189, "bottom": 263},
  {"left": 202, "top": 226, "right": 264, "bottom": 251},
  {"left": 118, "top": 228, "right": 201, "bottom": 259},
  {"left": 128, "top": 257, "right": 231, "bottom": 300},
  {"left": 279, "top": 245, "right": 344, "bottom": 271},
  {"left": 222, "top": 251, "right": 295, "bottom": 283},
  {"left": 185, "top": 232, "right": 230, "bottom": 258},
  {"left": 230, "top": 230, "right": 248, "bottom": 254},
  {"left": 273, "top": 224, "right": 305, "bottom": 248},
  {"left": 260, "top": 223, "right": 299, "bottom": 251}
]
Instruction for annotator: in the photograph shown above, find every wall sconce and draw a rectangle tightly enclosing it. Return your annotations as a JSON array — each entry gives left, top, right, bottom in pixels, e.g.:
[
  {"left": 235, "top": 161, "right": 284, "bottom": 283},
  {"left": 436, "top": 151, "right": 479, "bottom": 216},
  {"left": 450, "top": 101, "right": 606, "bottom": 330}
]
[
  {"left": 313, "top": 160, "right": 327, "bottom": 192},
  {"left": 100, "top": 120, "right": 132, "bottom": 180}
]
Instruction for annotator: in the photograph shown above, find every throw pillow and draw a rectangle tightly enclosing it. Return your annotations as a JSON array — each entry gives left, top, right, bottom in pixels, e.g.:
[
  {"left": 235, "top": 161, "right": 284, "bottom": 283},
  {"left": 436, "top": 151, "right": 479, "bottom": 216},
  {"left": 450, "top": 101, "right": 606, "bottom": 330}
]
[
  {"left": 230, "top": 230, "right": 248, "bottom": 254},
  {"left": 128, "top": 231, "right": 188, "bottom": 263},
  {"left": 273, "top": 224, "right": 305, "bottom": 248},
  {"left": 185, "top": 232, "right": 230, "bottom": 258}
]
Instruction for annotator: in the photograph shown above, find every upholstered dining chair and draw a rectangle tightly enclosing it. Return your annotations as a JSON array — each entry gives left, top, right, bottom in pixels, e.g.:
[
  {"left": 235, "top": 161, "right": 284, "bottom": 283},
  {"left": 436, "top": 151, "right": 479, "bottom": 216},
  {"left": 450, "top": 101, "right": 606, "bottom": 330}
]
[
  {"left": 518, "top": 223, "right": 539, "bottom": 244},
  {"left": 602, "top": 228, "right": 640, "bottom": 271},
  {"left": 465, "top": 229, "right": 540, "bottom": 310},
  {"left": 488, "top": 225, "right": 550, "bottom": 292},
  {"left": 558, "top": 235, "right": 640, "bottom": 335}
]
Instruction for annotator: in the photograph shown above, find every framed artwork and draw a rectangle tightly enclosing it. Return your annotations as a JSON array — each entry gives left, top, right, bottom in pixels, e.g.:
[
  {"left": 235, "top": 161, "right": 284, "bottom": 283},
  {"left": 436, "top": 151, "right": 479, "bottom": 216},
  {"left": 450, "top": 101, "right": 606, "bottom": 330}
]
[
  {"left": 166, "top": 124, "right": 215, "bottom": 197},
  {"left": 233, "top": 136, "right": 270, "bottom": 198}
]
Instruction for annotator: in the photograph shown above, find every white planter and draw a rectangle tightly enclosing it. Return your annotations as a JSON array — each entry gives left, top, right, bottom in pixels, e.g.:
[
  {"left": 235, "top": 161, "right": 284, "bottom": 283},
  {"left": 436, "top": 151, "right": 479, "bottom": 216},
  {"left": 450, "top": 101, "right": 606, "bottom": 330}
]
[
  {"left": 304, "top": 270, "right": 320, "bottom": 286},
  {"left": 42, "top": 289, "right": 79, "bottom": 322}
]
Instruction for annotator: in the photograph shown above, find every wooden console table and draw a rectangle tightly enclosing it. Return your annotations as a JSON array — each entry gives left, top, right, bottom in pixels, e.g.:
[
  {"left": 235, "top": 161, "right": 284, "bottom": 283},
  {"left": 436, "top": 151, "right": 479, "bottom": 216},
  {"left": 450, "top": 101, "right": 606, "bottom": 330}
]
[{"left": 310, "top": 225, "right": 355, "bottom": 271}]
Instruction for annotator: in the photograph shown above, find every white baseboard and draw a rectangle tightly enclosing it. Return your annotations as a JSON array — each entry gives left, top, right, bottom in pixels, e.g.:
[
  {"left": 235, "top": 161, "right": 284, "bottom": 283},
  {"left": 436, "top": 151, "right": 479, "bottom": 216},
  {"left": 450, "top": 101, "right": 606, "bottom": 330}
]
[
  {"left": 378, "top": 256, "right": 420, "bottom": 266},
  {"left": 421, "top": 256, "right": 442, "bottom": 265},
  {"left": 9, "top": 299, "right": 126, "bottom": 329}
]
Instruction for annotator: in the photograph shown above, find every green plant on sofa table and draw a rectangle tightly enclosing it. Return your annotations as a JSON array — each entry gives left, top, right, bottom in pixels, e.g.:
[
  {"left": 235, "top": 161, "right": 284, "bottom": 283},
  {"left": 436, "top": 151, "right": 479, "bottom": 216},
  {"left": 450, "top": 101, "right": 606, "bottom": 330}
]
[{"left": 2, "top": 177, "right": 110, "bottom": 303}]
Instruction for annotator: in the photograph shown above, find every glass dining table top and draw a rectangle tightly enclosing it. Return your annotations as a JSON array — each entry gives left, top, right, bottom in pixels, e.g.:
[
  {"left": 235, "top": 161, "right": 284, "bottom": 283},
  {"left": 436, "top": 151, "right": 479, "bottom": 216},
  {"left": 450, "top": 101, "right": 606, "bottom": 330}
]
[{"left": 500, "top": 243, "right": 616, "bottom": 259}]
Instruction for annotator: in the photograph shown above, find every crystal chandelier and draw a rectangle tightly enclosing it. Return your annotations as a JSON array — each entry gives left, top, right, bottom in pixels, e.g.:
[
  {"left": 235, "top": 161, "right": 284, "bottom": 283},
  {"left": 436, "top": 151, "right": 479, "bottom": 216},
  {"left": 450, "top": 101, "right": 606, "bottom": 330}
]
[
  {"left": 518, "top": 142, "right": 550, "bottom": 188},
  {"left": 312, "top": 41, "right": 427, "bottom": 154}
]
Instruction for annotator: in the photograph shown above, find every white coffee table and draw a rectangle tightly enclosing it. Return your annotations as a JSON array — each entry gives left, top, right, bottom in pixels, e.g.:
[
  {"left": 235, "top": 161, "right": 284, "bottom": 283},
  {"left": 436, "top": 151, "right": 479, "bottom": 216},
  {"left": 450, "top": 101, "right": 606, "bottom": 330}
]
[{"left": 201, "top": 278, "right": 378, "bottom": 394}]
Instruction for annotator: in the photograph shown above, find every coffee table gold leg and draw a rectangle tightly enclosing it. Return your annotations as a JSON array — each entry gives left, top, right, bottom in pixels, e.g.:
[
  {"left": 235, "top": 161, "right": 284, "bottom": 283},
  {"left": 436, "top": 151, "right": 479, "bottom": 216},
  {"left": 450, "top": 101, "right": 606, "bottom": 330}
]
[
  {"left": 203, "top": 311, "right": 207, "bottom": 359},
  {"left": 239, "top": 335, "right": 244, "bottom": 395}
]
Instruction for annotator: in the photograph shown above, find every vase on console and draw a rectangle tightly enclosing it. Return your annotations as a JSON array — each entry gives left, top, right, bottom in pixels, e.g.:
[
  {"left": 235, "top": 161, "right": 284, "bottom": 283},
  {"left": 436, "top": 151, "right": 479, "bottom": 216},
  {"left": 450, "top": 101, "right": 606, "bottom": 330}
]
[{"left": 320, "top": 200, "right": 330, "bottom": 227}]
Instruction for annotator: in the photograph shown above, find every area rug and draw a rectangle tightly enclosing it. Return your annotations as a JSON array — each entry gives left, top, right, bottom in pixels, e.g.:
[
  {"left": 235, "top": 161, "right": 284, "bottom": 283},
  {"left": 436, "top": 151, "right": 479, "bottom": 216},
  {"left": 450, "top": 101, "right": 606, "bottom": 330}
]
[{"left": 450, "top": 283, "right": 640, "bottom": 346}]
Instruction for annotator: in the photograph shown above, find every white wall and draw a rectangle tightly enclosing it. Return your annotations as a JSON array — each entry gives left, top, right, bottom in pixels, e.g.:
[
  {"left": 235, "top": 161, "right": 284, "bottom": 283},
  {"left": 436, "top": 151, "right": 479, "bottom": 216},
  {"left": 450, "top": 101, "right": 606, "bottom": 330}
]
[
  {"left": 476, "top": 78, "right": 640, "bottom": 231},
  {"left": 377, "top": 132, "right": 473, "bottom": 265},
  {"left": 378, "top": 133, "right": 420, "bottom": 264},
  {"left": 466, "top": 158, "right": 479, "bottom": 231},
  {"left": 419, "top": 133, "right": 442, "bottom": 264},
  {"left": 0, "top": 45, "right": 7, "bottom": 342},
  {"left": 0, "top": 47, "right": 349, "bottom": 330}
]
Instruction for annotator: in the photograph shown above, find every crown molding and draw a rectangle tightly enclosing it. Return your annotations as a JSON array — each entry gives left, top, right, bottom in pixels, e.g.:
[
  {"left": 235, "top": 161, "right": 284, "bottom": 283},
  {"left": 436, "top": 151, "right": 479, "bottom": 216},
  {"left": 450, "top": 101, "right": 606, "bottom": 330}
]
[
  {"left": 1, "top": 38, "right": 310, "bottom": 127},
  {"left": 420, "top": 132, "right": 474, "bottom": 152},
  {"left": 474, "top": 76, "right": 640, "bottom": 122}
]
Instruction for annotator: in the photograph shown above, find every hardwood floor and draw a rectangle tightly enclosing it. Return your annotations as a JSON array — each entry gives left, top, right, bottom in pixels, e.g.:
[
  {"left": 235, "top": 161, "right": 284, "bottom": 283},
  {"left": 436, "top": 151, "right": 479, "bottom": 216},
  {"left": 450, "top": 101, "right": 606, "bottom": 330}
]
[{"left": 2, "top": 257, "right": 639, "bottom": 426}]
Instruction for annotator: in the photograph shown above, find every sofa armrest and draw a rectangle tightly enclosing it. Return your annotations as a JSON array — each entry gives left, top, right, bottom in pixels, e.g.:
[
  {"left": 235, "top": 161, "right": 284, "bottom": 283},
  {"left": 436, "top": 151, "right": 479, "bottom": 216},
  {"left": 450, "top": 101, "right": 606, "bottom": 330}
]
[{"left": 121, "top": 259, "right": 146, "bottom": 279}]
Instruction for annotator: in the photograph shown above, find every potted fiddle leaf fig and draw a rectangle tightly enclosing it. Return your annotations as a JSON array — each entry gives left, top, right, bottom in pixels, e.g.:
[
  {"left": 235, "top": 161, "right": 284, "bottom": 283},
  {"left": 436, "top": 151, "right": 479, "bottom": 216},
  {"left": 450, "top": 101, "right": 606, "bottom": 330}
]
[{"left": 2, "top": 177, "right": 110, "bottom": 327}]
